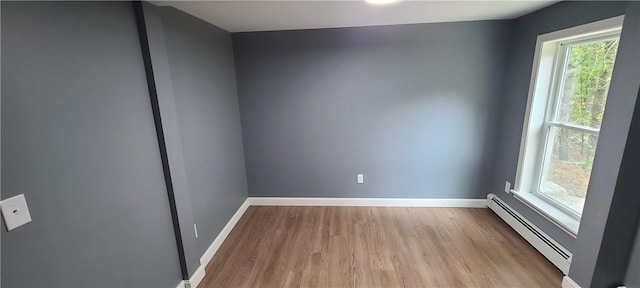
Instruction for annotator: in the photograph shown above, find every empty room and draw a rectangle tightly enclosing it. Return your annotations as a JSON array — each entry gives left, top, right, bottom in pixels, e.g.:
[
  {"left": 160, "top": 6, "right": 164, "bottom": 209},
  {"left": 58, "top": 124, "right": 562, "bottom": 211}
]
[{"left": 1, "top": 1, "right": 639, "bottom": 287}]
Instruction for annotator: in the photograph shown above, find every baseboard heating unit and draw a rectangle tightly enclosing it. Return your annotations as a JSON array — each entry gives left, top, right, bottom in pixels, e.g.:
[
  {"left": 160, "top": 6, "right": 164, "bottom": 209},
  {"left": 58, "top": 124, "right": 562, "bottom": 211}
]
[{"left": 487, "top": 194, "right": 571, "bottom": 274}]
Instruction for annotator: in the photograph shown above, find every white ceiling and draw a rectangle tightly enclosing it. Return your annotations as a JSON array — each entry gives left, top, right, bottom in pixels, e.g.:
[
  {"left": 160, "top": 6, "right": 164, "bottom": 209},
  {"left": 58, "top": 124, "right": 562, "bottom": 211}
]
[{"left": 152, "top": 1, "right": 559, "bottom": 33}]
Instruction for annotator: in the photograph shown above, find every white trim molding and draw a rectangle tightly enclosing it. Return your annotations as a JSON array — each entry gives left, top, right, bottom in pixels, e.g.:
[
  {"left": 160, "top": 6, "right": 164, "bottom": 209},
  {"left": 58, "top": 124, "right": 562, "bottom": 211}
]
[
  {"left": 247, "top": 197, "right": 487, "bottom": 208},
  {"left": 200, "top": 199, "right": 251, "bottom": 266},
  {"left": 189, "top": 198, "right": 251, "bottom": 288},
  {"left": 511, "top": 191, "right": 579, "bottom": 237},
  {"left": 562, "top": 276, "right": 581, "bottom": 288},
  {"left": 188, "top": 266, "right": 206, "bottom": 288},
  {"left": 514, "top": 15, "right": 625, "bottom": 192}
]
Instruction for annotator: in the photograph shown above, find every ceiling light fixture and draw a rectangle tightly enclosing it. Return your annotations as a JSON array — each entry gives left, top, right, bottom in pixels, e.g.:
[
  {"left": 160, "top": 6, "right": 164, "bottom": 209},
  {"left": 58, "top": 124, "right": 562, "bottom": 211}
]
[{"left": 365, "top": 0, "right": 400, "bottom": 5}]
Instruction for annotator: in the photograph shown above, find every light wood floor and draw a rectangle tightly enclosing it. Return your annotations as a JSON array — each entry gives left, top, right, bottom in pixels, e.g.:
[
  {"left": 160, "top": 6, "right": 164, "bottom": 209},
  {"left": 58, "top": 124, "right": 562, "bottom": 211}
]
[{"left": 199, "top": 207, "right": 562, "bottom": 287}]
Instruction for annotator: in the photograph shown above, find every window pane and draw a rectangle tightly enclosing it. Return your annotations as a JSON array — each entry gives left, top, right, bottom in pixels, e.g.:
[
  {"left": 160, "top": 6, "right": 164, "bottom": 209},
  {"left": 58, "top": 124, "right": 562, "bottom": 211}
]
[
  {"left": 539, "top": 127, "right": 598, "bottom": 214},
  {"left": 554, "top": 38, "right": 619, "bottom": 129}
]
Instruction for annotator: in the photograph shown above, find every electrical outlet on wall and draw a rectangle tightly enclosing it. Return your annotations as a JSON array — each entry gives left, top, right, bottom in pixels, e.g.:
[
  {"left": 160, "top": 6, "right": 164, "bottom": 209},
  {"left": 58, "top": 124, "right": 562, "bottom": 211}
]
[
  {"left": 1, "top": 194, "right": 32, "bottom": 231},
  {"left": 357, "top": 174, "right": 364, "bottom": 184},
  {"left": 504, "top": 181, "right": 512, "bottom": 194}
]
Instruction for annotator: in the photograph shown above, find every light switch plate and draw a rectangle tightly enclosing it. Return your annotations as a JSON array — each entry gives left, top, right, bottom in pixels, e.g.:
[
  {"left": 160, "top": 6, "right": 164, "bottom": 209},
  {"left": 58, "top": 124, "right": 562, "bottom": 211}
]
[
  {"left": 357, "top": 174, "right": 364, "bottom": 184},
  {"left": 1, "top": 194, "right": 32, "bottom": 231}
]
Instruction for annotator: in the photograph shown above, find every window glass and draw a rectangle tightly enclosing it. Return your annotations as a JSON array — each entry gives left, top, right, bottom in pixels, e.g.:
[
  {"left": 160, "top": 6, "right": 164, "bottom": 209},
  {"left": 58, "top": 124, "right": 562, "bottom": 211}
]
[
  {"left": 539, "top": 127, "right": 598, "bottom": 214},
  {"left": 538, "top": 36, "right": 619, "bottom": 215},
  {"left": 553, "top": 39, "right": 619, "bottom": 129}
]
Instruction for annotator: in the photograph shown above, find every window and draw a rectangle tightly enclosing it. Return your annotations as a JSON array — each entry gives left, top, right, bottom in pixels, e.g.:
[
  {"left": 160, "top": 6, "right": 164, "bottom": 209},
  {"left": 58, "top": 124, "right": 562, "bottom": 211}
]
[{"left": 514, "top": 16, "right": 623, "bottom": 233}]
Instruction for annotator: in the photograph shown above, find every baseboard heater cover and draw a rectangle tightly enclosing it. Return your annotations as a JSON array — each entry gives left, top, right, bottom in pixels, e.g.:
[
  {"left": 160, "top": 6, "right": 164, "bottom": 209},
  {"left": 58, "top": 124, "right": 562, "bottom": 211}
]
[{"left": 487, "top": 193, "right": 572, "bottom": 274}]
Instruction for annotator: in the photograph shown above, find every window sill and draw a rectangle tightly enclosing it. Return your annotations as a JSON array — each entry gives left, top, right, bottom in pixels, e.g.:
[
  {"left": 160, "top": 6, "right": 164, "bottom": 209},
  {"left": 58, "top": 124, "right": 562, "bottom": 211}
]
[{"left": 510, "top": 190, "right": 579, "bottom": 238}]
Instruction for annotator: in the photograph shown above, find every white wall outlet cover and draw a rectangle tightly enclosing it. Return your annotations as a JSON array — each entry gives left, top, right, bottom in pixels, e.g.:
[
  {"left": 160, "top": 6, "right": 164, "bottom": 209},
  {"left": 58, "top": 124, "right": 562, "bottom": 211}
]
[
  {"left": 1, "top": 194, "right": 32, "bottom": 231},
  {"left": 504, "top": 181, "right": 512, "bottom": 194},
  {"left": 357, "top": 174, "right": 364, "bottom": 184}
]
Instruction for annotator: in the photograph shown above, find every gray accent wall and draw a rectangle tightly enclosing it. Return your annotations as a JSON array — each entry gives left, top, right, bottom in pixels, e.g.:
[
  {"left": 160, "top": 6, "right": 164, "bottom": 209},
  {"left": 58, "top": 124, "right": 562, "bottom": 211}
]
[
  {"left": 155, "top": 5, "right": 249, "bottom": 266},
  {"left": 1, "top": 2, "right": 182, "bottom": 287},
  {"left": 138, "top": 2, "right": 200, "bottom": 276},
  {"left": 626, "top": 221, "right": 640, "bottom": 288},
  {"left": 233, "top": 21, "right": 510, "bottom": 199},
  {"left": 491, "top": 1, "right": 628, "bottom": 252},
  {"left": 139, "top": 3, "right": 249, "bottom": 277},
  {"left": 2, "top": 1, "right": 638, "bottom": 287},
  {"left": 570, "top": 2, "right": 640, "bottom": 286}
]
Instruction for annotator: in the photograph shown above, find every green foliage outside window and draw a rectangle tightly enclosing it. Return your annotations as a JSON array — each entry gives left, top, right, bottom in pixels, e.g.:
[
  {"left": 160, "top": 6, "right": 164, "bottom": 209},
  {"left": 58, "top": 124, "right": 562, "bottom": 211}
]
[{"left": 541, "top": 38, "right": 619, "bottom": 213}]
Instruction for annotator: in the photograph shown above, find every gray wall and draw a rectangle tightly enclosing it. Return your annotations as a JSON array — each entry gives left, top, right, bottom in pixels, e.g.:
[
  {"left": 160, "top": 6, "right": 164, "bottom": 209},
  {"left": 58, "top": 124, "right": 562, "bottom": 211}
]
[
  {"left": 135, "top": 2, "right": 250, "bottom": 278},
  {"left": 139, "top": 2, "right": 200, "bottom": 276},
  {"left": 156, "top": 6, "right": 249, "bottom": 265},
  {"left": 1, "top": 2, "right": 182, "bottom": 287},
  {"left": 2, "top": 1, "right": 637, "bottom": 287},
  {"left": 233, "top": 21, "right": 510, "bottom": 199},
  {"left": 587, "top": 82, "right": 640, "bottom": 287},
  {"left": 491, "top": 1, "right": 628, "bottom": 252},
  {"left": 626, "top": 221, "right": 640, "bottom": 288},
  {"left": 570, "top": 2, "right": 640, "bottom": 286}
]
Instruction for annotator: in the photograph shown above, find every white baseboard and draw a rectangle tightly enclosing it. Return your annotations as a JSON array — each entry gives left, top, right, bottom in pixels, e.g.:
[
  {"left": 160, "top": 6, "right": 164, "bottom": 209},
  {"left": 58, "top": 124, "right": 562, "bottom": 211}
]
[
  {"left": 188, "top": 198, "right": 251, "bottom": 288},
  {"left": 188, "top": 265, "right": 206, "bottom": 288},
  {"left": 247, "top": 197, "right": 487, "bottom": 208},
  {"left": 200, "top": 199, "right": 251, "bottom": 266},
  {"left": 562, "top": 276, "right": 581, "bottom": 288},
  {"left": 176, "top": 280, "right": 186, "bottom": 288}
]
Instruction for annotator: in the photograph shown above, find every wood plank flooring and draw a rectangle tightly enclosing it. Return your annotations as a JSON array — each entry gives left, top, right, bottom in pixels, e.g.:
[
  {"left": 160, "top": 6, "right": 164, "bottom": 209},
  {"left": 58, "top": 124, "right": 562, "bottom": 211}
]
[{"left": 199, "top": 207, "right": 562, "bottom": 287}]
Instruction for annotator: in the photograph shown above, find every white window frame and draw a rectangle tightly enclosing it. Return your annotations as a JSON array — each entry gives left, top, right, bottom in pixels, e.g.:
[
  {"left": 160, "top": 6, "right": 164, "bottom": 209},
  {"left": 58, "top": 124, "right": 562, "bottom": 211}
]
[{"left": 512, "top": 16, "right": 624, "bottom": 237}]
